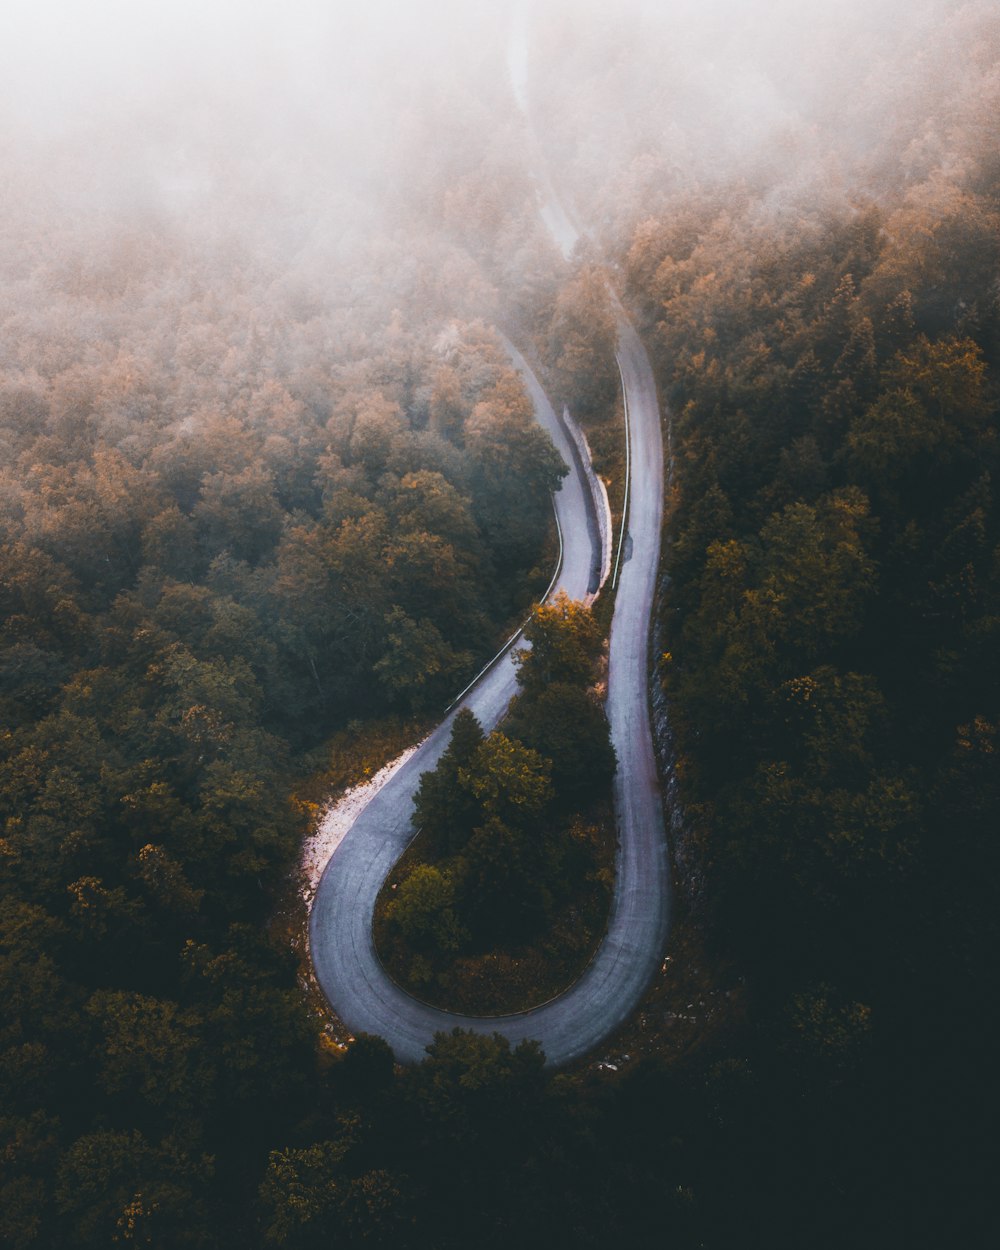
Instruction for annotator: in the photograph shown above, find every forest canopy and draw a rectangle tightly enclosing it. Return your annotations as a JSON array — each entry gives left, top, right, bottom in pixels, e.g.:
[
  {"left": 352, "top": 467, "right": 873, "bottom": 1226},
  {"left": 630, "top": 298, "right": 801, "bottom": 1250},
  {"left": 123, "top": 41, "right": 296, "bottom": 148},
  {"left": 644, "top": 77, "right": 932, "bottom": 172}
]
[{"left": 1, "top": 0, "right": 997, "bottom": 1247}]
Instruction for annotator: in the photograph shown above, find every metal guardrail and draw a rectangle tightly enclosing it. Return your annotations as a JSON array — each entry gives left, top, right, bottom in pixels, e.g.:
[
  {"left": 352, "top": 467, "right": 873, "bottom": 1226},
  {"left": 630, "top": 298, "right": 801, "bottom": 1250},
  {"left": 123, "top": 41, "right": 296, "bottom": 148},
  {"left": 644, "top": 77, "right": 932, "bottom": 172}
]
[{"left": 611, "top": 350, "right": 632, "bottom": 590}]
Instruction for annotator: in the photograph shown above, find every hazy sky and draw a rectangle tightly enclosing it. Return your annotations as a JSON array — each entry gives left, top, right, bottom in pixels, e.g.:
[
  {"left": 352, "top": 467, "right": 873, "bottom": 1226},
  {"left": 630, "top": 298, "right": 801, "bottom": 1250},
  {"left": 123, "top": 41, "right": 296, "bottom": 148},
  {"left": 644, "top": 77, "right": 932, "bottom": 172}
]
[
  {"left": 0, "top": 1, "right": 504, "bottom": 132},
  {"left": 0, "top": 0, "right": 931, "bottom": 133},
  {"left": 0, "top": 0, "right": 987, "bottom": 247}
]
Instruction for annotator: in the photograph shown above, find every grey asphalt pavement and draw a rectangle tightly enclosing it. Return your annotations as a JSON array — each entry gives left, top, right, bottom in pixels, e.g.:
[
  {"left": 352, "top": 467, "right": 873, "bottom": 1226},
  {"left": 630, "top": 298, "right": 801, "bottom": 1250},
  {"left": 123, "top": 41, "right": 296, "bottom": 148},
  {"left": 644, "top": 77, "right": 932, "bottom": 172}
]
[{"left": 308, "top": 325, "right": 668, "bottom": 1066}]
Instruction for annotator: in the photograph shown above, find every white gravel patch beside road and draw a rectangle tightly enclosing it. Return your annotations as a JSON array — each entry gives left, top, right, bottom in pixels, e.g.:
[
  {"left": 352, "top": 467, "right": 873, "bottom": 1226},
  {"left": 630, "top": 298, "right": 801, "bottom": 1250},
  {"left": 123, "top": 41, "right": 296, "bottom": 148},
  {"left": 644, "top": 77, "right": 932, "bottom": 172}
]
[{"left": 299, "top": 745, "right": 421, "bottom": 905}]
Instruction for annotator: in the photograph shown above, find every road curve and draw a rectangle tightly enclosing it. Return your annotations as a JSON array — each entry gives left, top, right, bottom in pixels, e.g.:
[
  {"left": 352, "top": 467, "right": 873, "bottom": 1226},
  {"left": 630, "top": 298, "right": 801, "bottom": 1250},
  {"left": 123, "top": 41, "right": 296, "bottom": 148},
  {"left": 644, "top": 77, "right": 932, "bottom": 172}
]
[
  {"left": 309, "top": 344, "right": 598, "bottom": 1062},
  {"left": 309, "top": 21, "right": 669, "bottom": 1066},
  {"left": 309, "top": 323, "right": 668, "bottom": 1066}
]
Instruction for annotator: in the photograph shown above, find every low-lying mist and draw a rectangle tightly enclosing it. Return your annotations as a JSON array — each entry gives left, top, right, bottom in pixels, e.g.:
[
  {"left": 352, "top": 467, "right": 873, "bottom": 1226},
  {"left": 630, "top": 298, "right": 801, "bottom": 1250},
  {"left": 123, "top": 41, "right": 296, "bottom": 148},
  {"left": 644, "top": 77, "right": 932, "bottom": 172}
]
[
  {"left": 3, "top": 0, "right": 994, "bottom": 264},
  {"left": 528, "top": 0, "right": 999, "bottom": 238},
  {"left": 0, "top": 6, "right": 997, "bottom": 1248}
]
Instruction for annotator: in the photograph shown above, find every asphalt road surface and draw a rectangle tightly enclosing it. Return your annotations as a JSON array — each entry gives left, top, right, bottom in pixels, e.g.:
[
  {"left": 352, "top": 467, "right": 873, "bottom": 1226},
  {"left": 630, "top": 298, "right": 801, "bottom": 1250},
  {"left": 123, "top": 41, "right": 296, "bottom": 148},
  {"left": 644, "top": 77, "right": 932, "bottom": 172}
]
[
  {"left": 309, "top": 344, "right": 603, "bottom": 1062},
  {"left": 309, "top": 321, "right": 668, "bottom": 1065},
  {"left": 309, "top": 20, "right": 669, "bottom": 1064}
]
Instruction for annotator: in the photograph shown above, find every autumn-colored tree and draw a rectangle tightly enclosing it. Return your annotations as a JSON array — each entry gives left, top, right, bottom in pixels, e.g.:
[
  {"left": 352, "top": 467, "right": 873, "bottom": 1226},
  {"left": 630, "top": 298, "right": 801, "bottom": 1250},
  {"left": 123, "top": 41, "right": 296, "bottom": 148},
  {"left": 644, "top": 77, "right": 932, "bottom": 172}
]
[
  {"left": 458, "top": 732, "right": 553, "bottom": 827},
  {"left": 514, "top": 592, "right": 603, "bottom": 693}
]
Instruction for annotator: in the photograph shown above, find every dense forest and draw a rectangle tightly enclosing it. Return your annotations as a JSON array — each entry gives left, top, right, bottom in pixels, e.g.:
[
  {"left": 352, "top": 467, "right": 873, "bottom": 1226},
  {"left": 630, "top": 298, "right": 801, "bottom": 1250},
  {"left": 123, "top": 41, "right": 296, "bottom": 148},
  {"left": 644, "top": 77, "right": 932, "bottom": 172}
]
[
  {"left": 628, "top": 180, "right": 998, "bottom": 1247},
  {"left": 375, "top": 593, "right": 617, "bottom": 1012},
  {"left": 2, "top": 0, "right": 998, "bottom": 1247}
]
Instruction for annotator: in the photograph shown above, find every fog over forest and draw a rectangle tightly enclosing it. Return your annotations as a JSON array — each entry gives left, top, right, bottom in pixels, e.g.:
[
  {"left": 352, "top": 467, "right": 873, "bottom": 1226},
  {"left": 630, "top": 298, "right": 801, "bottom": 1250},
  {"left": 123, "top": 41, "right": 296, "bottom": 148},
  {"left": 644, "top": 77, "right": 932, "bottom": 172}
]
[
  {"left": 2, "top": 0, "right": 990, "bottom": 258},
  {"left": 1, "top": 1, "right": 996, "bottom": 1248}
]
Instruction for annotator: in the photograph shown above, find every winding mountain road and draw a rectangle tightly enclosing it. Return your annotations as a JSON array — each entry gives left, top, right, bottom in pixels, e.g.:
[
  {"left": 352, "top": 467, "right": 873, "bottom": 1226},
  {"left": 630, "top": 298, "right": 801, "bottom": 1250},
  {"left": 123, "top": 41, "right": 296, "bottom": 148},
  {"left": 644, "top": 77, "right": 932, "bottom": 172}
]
[{"left": 308, "top": 22, "right": 669, "bottom": 1067}]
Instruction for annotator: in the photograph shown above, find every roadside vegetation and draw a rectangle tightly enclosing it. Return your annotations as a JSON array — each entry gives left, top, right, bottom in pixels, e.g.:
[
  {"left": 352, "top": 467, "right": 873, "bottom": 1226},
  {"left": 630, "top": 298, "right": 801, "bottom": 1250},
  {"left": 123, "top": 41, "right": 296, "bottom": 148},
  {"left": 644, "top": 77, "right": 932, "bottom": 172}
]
[
  {"left": 374, "top": 593, "right": 616, "bottom": 1014},
  {"left": 622, "top": 173, "right": 999, "bottom": 1244},
  {"left": 0, "top": 17, "right": 576, "bottom": 1241},
  {"left": 2, "top": 1, "right": 997, "bottom": 1248}
]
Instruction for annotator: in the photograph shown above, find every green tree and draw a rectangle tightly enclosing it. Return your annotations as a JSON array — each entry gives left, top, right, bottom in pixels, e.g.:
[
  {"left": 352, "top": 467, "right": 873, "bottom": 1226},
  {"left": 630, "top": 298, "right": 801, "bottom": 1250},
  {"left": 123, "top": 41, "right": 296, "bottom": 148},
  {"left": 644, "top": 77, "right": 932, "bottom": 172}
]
[
  {"left": 406, "top": 1029, "right": 546, "bottom": 1151},
  {"left": 459, "top": 732, "right": 552, "bottom": 826},
  {"left": 782, "top": 984, "right": 873, "bottom": 1082},
  {"left": 260, "top": 1138, "right": 349, "bottom": 1247},
  {"left": 55, "top": 1130, "right": 212, "bottom": 1249},
  {"left": 412, "top": 709, "right": 484, "bottom": 856},
  {"left": 505, "top": 683, "right": 615, "bottom": 807},
  {"left": 336, "top": 1034, "right": 396, "bottom": 1104},
  {"left": 548, "top": 266, "right": 619, "bottom": 421},
  {"left": 84, "top": 991, "right": 210, "bottom": 1117},
  {"left": 750, "top": 490, "right": 876, "bottom": 663},
  {"left": 847, "top": 388, "right": 939, "bottom": 481},
  {"left": 373, "top": 606, "right": 470, "bottom": 712},
  {"left": 464, "top": 390, "right": 567, "bottom": 571},
  {"left": 388, "top": 470, "right": 479, "bottom": 551},
  {"left": 459, "top": 815, "right": 550, "bottom": 945},
  {"left": 385, "top": 864, "right": 468, "bottom": 954},
  {"left": 260, "top": 1133, "right": 409, "bottom": 1250}
]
